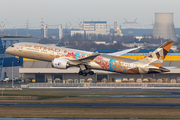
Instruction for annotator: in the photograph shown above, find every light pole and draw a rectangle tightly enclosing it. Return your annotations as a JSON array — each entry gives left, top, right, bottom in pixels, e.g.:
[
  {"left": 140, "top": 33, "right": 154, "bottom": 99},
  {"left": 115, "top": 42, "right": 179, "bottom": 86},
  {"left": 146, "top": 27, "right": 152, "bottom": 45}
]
[{"left": 12, "top": 61, "right": 14, "bottom": 88}]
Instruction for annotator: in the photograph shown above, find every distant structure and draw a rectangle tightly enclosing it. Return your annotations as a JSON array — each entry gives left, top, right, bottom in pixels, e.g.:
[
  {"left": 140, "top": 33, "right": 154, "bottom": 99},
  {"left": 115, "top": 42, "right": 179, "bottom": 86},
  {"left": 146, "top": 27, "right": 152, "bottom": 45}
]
[
  {"left": 71, "top": 21, "right": 110, "bottom": 36},
  {"left": 44, "top": 24, "right": 48, "bottom": 38},
  {"left": 114, "top": 22, "right": 117, "bottom": 33},
  {"left": 153, "top": 13, "right": 177, "bottom": 41},
  {"left": 114, "top": 22, "right": 123, "bottom": 36},
  {"left": 0, "top": 19, "right": 7, "bottom": 35},
  {"left": 41, "top": 18, "right": 44, "bottom": 39},
  {"left": 68, "top": 19, "right": 83, "bottom": 29},
  {"left": 84, "top": 21, "right": 108, "bottom": 35},
  {"left": 13, "top": 27, "right": 17, "bottom": 36},
  {"left": 44, "top": 24, "right": 63, "bottom": 40},
  {"left": 123, "top": 18, "right": 138, "bottom": 24},
  {"left": 116, "top": 26, "right": 123, "bottom": 36},
  {"left": 26, "top": 20, "right": 29, "bottom": 36},
  {"left": 59, "top": 24, "right": 63, "bottom": 40},
  {"left": 123, "top": 18, "right": 138, "bottom": 34}
]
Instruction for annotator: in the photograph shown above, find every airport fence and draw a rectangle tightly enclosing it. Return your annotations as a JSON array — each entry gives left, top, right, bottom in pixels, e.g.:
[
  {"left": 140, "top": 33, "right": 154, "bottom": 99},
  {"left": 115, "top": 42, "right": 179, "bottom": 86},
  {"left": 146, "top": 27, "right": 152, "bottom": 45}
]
[
  {"left": 29, "top": 83, "right": 84, "bottom": 88},
  {"left": 29, "top": 83, "right": 180, "bottom": 89}
]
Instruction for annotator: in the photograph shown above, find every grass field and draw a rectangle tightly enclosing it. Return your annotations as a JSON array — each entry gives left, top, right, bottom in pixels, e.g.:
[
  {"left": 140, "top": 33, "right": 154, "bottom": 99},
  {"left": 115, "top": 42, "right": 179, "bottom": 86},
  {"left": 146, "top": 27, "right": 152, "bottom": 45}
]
[
  {"left": 1, "top": 90, "right": 180, "bottom": 104},
  {"left": 1, "top": 97, "right": 180, "bottom": 104},
  {"left": 1, "top": 90, "right": 171, "bottom": 96},
  {"left": 0, "top": 107, "right": 180, "bottom": 119}
]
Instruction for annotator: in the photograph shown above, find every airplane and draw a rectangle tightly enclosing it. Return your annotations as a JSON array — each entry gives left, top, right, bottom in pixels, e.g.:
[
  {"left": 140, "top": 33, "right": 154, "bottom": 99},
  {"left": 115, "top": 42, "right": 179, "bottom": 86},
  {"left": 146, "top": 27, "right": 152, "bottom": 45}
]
[{"left": 6, "top": 41, "right": 174, "bottom": 76}]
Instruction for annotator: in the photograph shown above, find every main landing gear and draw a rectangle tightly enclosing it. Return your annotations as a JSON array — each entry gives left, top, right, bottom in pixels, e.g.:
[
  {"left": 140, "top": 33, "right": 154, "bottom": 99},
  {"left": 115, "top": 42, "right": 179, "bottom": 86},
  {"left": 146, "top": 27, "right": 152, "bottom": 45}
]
[
  {"left": 78, "top": 70, "right": 94, "bottom": 76},
  {"left": 78, "top": 64, "right": 94, "bottom": 76}
]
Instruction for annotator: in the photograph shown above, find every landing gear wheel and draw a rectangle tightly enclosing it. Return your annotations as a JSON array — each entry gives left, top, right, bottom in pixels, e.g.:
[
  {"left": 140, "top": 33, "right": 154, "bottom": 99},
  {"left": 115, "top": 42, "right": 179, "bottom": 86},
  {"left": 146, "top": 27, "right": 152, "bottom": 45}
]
[
  {"left": 78, "top": 71, "right": 83, "bottom": 75},
  {"left": 89, "top": 71, "right": 94, "bottom": 75},
  {"left": 17, "top": 60, "right": 20, "bottom": 63},
  {"left": 82, "top": 72, "right": 87, "bottom": 76}
]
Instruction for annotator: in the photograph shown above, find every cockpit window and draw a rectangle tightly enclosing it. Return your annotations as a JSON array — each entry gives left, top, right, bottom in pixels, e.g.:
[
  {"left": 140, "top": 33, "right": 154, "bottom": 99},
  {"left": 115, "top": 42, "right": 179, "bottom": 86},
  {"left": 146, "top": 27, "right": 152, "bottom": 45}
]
[{"left": 11, "top": 45, "right": 14, "bottom": 47}]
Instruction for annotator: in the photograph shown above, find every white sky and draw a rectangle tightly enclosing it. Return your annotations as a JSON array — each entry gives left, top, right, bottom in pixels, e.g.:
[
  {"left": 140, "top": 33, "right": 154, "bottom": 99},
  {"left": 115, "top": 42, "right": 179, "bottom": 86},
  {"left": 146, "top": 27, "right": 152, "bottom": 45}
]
[{"left": 1, "top": 0, "right": 180, "bottom": 29}]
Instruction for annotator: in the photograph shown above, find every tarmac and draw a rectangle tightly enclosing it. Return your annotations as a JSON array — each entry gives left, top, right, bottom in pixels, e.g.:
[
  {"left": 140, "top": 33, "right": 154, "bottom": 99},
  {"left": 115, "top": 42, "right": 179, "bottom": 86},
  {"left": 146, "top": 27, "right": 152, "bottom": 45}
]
[
  {"left": 1, "top": 103, "right": 180, "bottom": 108},
  {"left": 0, "top": 118, "right": 177, "bottom": 120}
]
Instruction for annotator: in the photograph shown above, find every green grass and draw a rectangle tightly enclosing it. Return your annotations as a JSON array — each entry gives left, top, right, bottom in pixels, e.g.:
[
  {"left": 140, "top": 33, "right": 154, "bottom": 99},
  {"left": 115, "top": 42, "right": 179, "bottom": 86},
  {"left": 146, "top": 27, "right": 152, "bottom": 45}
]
[
  {"left": 0, "top": 90, "right": 179, "bottom": 104},
  {"left": 0, "top": 90, "right": 171, "bottom": 101},
  {"left": 0, "top": 107, "right": 180, "bottom": 119},
  {"left": 1, "top": 90, "right": 171, "bottom": 96}
]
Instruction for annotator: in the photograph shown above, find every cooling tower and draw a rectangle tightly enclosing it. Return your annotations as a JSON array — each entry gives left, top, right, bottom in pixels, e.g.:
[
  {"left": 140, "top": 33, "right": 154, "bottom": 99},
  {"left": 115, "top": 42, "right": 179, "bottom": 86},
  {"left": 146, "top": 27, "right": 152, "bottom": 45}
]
[{"left": 153, "top": 13, "right": 177, "bottom": 41}]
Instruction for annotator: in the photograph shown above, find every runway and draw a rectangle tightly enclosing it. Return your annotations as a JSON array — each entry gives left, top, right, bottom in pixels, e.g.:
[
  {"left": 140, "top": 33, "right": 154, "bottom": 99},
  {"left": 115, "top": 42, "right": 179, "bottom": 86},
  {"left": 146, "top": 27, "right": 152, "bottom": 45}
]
[
  {"left": 1, "top": 103, "right": 180, "bottom": 107},
  {"left": 70, "top": 94, "right": 180, "bottom": 97},
  {"left": 0, "top": 118, "right": 178, "bottom": 120}
]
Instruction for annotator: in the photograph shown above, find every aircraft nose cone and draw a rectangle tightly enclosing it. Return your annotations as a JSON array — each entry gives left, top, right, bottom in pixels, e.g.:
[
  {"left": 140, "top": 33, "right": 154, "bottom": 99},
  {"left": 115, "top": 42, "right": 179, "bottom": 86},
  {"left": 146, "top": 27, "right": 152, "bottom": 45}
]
[{"left": 6, "top": 47, "right": 11, "bottom": 53}]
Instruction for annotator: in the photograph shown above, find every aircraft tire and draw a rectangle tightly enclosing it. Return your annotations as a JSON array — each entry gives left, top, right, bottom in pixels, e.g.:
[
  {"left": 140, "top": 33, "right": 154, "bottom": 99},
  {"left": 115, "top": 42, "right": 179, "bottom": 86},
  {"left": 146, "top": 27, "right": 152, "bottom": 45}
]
[
  {"left": 78, "top": 71, "right": 83, "bottom": 75},
  {"left": 82, "top": 73, "right": 87, "bottom": 76},
  {"left": 89, "top": 71, "right": 94, "bottom": 75}
]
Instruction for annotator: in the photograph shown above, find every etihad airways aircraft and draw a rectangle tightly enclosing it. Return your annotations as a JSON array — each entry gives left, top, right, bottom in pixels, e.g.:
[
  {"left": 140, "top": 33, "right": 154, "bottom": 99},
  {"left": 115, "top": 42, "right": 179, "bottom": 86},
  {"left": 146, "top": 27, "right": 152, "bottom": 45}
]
[{"left": 6, "top": 41, "right": 174, "bottom": 76}]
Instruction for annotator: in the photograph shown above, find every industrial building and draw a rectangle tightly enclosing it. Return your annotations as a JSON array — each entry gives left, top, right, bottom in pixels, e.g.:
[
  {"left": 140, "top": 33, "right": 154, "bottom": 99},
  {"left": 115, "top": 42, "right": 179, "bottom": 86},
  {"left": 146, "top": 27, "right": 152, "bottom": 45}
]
[{"left": 71, "top": 21, "right": 110, "bottom": 36}]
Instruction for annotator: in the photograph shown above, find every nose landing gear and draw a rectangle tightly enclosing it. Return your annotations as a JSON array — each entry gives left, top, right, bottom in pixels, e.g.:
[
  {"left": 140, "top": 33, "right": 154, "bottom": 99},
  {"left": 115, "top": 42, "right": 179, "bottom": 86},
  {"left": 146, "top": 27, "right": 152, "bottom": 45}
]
[
  {"left": 17, "top": 60, "right": 20, "bottom": 63},
  {"left": 15, "top": 56, "right": 20, "bottom": 63}
]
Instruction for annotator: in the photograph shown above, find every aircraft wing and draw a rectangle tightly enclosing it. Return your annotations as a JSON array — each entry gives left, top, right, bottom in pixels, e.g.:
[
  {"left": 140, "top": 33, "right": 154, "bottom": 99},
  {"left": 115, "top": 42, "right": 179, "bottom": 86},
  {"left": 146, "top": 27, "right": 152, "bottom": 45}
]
[
  {"left": 68, "top": 53, "right": 100, "bottom": 65},
  {"left": 106, "top": 47, "right": 141, "bottom": 56}
]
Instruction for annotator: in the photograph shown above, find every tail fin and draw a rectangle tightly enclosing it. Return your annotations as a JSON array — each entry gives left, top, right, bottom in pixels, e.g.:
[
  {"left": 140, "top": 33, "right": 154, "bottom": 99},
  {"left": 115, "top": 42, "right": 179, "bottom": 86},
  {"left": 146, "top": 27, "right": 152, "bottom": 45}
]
[{"left": 141, "top": 41, "right": 174, "bottom": 68}]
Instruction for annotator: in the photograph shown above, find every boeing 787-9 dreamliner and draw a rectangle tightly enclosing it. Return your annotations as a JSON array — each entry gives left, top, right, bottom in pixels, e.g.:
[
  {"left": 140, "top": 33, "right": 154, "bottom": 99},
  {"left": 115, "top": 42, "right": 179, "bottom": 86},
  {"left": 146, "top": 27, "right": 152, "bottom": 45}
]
[{"left": 6, "top": 41, "right": 174, "bottom": 76}]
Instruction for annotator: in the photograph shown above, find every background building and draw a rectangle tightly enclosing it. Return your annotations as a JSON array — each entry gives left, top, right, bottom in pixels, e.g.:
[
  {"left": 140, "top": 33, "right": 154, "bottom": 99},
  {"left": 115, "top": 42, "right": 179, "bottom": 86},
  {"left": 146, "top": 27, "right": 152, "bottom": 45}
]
[{"left": 70, "top": 21, "right": 110, "bottom": 36}]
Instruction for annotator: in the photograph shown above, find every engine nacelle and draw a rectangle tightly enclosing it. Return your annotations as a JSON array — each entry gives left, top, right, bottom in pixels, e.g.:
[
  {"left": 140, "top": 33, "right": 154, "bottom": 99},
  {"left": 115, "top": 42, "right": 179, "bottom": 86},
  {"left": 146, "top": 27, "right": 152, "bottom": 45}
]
[{"left": 51, "top": 58, "right": 69, "bottom": 69}]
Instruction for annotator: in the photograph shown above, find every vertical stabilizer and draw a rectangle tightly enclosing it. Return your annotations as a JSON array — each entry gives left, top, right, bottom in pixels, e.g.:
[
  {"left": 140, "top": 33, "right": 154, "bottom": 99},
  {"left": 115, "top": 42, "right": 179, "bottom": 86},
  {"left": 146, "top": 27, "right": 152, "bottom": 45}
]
[{"left": 141, "top": 41, "right": 174, "bottom": 67}]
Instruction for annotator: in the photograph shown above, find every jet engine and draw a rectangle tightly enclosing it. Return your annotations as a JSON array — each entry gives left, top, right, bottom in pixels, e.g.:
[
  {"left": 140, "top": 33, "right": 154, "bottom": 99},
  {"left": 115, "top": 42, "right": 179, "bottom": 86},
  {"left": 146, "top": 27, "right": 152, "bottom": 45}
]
[{"left": 51, "top": 58, "right": 69, "bottom": 69}]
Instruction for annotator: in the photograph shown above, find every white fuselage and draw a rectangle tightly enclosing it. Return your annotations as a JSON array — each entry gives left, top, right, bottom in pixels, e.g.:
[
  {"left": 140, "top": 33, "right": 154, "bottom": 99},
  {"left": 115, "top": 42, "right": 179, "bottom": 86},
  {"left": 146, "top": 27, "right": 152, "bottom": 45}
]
[{"left": 6, "top": 42, "right": 160, "bottom": 74}]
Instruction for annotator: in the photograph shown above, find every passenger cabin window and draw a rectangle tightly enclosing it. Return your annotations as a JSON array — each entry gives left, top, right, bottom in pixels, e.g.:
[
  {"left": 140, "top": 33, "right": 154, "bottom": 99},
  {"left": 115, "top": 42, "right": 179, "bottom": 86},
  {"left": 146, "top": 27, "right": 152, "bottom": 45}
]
[{"left": 11, "top": 45, "right": 14, "bottom": 47}]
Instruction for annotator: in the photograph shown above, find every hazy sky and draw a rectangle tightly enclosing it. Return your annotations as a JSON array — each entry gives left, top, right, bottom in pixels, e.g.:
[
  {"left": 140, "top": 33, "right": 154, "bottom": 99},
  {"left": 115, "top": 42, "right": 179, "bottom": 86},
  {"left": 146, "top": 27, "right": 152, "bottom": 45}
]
[{"left": 1, "top": 0, "right": 180, "bottom": 29}]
